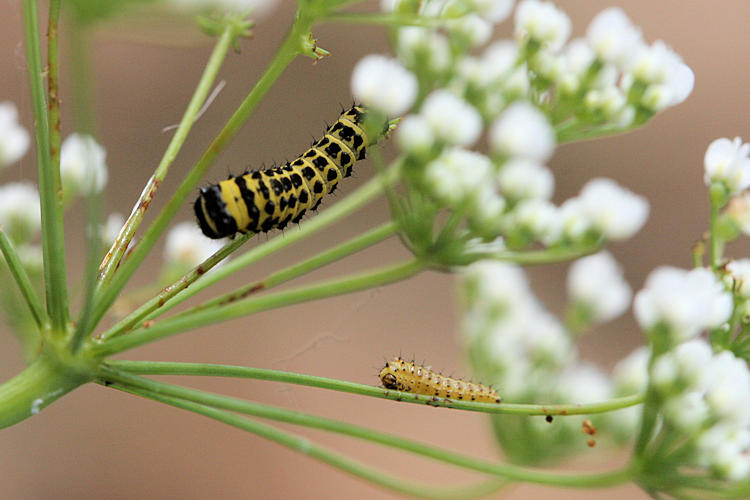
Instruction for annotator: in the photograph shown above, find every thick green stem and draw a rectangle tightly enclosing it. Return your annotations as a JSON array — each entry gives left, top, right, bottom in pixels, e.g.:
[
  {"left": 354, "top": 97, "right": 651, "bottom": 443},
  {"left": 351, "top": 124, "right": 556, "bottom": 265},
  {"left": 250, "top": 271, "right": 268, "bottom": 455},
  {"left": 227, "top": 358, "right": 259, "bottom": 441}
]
[
  {"left": 23, "top": 0, "right": 70, "bottom": 333},
  {"left": 106, "top": 360, "right": 644, "bottom": 416},
  {"left": 100, "top": 221, "right": 397, "bottom": 340},
  {"left": 0, "top": 229, "right": 48, "bottom": 329},
  {"left": 97, "top": 22, "right": 240, "bottom": 286},
  {"left": 0, "top": 352, "right": 89, "bottom": 429},
  {"left": 89, "top": 14, "right": 312, "bottom": 333},
  {"left": 100, "top": 369, "right": 633, "bottom": 489},
  {"left": 92, "top": 259, "right": 424, "bottom": 356}
]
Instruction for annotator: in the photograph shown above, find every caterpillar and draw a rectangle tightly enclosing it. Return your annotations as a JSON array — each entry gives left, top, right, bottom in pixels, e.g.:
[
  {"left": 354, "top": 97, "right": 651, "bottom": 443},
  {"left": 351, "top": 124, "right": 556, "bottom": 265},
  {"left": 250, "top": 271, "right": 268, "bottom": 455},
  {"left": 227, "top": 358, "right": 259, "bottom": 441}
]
[
  {"left": 379, "top": 357, "right": 501, "bottom": 403},
  {"left": 194, "top": 105, "right": 381, "bottom": 239}
]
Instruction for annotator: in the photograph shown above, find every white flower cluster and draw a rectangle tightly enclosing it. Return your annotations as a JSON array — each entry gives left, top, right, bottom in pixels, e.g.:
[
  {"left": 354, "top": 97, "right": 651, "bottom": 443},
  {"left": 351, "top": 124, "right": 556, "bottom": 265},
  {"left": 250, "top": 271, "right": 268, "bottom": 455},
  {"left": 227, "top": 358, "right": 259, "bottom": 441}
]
[
  {"left": 651, "top": 340, "right": 750, "bottom": 481},
  {"left": 704, "top": 137, "right": 750, "bottom": 196},
  {"left": 462, "top": 261, "right": 612, "bottom": 403},
  {"left": 0, "top": 183, "right": 41, "bottom": 244},
  {"left": 634, "top": 267, "right": 732, "bottom": 343}
]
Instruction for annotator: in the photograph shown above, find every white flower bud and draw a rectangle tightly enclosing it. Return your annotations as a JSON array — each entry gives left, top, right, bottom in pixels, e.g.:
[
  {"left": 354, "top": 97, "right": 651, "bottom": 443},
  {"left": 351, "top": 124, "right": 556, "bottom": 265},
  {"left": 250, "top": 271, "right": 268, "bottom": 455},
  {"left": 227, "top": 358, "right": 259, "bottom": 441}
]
[
  {"left": 421, "top": 90, "right": 483, "bottom": 146},
  {"left": 567, "top": 251, "right": 632, "bottom": 323},
  {"left": 489, "top": 101, "right": 555, "bottom": 162},
  {"left": 578, "top": 178, "right": 649, "bottom": 240},
  {"left": 424, "top": 147, "right": 494, "bottom": 205},
  {"left": 586, "top": 7, "right": 642, "bottom": 68},
  {"left": 613, "top": 346, "right": 649, "bottom": 395},
  {"left": 512, "top": 198, "right": 561, "bottom": 245},
  {"left": 351, "top": 55, "right": 417, "bottom": 115},
  {"left": 60, "top": 134, "right": 108, "bottom": 197},
  {"left": 471, "top": 0, "right": 515, "bottom": 23},
  {"left": 704, "top": 137, "right": 750, "bottom": 195},
  {"left": 0, "top": 102, "right": 30, "bottom": 168},
  {"left": 497, "top": 158, "right": 554, "bottom": 201},
  {"left": 514, "top": 0, "right": 571, "bottom": 51},
  {"left": 727, "top": 259, "right": 750, "bottom": 298},
  {"left": 396, "top": 115, "right": 435, "bottom": 156},
  {"left": 449, "top": 13, "right": 493, "bottom": 48},
  {"left": 396, "top": 28, "right": 451, "bottom": 72}
]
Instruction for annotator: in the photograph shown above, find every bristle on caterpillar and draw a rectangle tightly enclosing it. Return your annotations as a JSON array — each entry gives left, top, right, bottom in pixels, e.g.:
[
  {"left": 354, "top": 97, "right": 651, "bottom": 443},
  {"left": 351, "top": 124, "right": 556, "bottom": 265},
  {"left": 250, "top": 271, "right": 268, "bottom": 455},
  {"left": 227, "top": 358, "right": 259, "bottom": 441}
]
[
  {"left": 379, "top": 357, "right": 501, "bottom": 403},
  {"left": 194, "top": 105, "right": 385, "bottom": 239}
]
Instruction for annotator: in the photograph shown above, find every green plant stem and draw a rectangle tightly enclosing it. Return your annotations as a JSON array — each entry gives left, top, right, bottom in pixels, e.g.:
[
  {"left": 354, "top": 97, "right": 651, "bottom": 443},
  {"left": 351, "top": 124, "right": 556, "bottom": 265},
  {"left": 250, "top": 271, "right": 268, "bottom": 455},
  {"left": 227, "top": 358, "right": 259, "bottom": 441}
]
[
  {"left": 92, "top": 259, "right": 424, "bottom": 356},
  {"left": 556, "top": 122, "right": 639, "bottom": 144},
  {"left": 97, "top": 23, "right": 238, "bottom": 287},
  {"left": 109, "top": 380, "right": 505, "bottom": 499},
  {"left": 47, "top": 0, "right": 62, "bottom": 168},
  {"left": 0, "top": 230, "right": 48, "bottom": 329},
  {"left": 89, "top": 13, "right": 314, "bottom": 334},
  {"left": 100, "top": 221, "right": 398, "bottom": 341},
  {"left": 322, "top": 12, "right": 443, "bottom": 27},
  {"left": 23, "top": 0, "right": 69, "bottom": 334},
  {"left": 99, "top": 368, "right": 633, "bottom": 489},
  {"left": 98, "top": 233, "right": 253, "bottom": 340},
  {"left": 709, "top": 191, "right": 723, "bottom": 270},
  {"left": 106, "top": 360, "right": 645, "bottom": 416},
  {"left": 458, "top": 241, "right": 603, "bottom": 267},
  {"left": 0, "top": 352, "right": 90, "bottom": 429},
  {"left": 191, "top": 221, "right": 399, "bottom": 312}
]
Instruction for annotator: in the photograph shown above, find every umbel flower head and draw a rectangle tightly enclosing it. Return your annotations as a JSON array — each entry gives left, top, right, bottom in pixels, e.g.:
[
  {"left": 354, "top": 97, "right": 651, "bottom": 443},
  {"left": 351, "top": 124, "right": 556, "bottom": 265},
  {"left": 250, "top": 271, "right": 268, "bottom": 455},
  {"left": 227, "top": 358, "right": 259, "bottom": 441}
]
[{"left": 0, "top": 102, "right": 30, "bottom": 168}]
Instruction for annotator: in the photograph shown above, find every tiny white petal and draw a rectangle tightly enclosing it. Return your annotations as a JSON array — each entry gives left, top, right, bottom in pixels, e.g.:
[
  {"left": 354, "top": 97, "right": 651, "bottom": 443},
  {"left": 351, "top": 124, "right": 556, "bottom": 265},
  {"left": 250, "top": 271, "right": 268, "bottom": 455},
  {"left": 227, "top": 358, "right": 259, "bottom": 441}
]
[
  {"left": 578, "top": 178, "right": 649, "bottom": 240},
  {"left": 0, "top": 183, "right": 41, "bottom": 243},
  {"left": 727, "top": 259, "right": 750, "bottom": 298},
  {"left": 613, "top": 346, "right": 649, "bottom": 395},
  {"left": 449, "top": 13, "right": 493, "bottom": 48},
  {"left": 351, "top": 55, "right": 417, "bottom": 116},
  {"left": 497, "top": 158, "right": 554, "bottom": 201},
  {"left": 396, "top": 115, "right": 435, "bottom": 156},
  {"left": 704, "top": 137, "right": 750, "bottom": 195},
  {"left": 164, "top": 221, "right": 225, "bottom": 269},
  {"left": 514, "top": 0, "right": 571, "bottom": 51},
  {"left": 586, "top": 7, "right": 642, "bottom": 68}
]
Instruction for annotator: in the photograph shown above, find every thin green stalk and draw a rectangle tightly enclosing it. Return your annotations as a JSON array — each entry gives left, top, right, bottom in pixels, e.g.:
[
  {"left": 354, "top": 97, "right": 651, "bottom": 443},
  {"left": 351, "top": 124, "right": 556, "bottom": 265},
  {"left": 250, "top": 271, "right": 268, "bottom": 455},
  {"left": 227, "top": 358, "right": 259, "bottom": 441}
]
[
  {"left": 106, "top": 360, "right": 645, "bottom": 416},
  {"left": 0, "top": 229, "right": 48, "bottom": 329},
  {"left": 100, "top": 368, "right": 633, "bottom": 488},
  {"left": 109, "top": 381, "right": 504, "bottom": 499},
  {"left": 89, "top": 13, "right": 314, "bottom": 333},
  {"left": 322, "top": 12, "right": 443, "bottom": 28},
  {"left": 457, "top": 241, "right": 603, "bottom": 267},
  {"left": 92, "top": 259, "right": 424, "bottom": 356},
  {"left": 47, "top": 0, "right": 62, "bottom": 168},
  {"left": 23, "top": 0, "right": 69, "bottom": 333},
  {"left": 97, "top": 22, "right": 241, "bottom": 286},
  {"left": 98, "top": 162, "right": 400, "bottom": 342}
]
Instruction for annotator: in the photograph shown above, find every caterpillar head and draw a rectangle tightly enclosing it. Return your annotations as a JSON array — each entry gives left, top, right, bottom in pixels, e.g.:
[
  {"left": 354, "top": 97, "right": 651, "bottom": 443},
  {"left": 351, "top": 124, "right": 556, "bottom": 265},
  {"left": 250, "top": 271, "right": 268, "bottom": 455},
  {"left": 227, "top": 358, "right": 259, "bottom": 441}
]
[
  {"left": 379, "top": 363, "right": 400, "bottom": 390},
  {"left": 194, "top": 185, "right": 237, "bottom": 239}
]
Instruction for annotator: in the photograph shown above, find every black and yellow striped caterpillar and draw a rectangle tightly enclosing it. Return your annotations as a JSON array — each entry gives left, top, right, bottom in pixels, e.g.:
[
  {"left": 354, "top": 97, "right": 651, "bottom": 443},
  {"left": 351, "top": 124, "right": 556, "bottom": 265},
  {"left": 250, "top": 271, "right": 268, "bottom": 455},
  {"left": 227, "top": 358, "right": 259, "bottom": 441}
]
[
  {"left": 194, "top": 105, "right": 381, "bottom": 239},
  {"left": 379, "top": 357, "right": 502, "bottom": 403}
]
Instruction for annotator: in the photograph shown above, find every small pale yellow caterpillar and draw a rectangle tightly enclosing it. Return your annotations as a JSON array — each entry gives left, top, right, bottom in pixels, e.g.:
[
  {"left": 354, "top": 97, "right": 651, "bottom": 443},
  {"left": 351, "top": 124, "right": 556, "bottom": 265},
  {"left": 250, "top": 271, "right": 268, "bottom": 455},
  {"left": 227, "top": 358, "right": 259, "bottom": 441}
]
[{"left": 379, "top": 357, "right": 501, "bottom": 403}]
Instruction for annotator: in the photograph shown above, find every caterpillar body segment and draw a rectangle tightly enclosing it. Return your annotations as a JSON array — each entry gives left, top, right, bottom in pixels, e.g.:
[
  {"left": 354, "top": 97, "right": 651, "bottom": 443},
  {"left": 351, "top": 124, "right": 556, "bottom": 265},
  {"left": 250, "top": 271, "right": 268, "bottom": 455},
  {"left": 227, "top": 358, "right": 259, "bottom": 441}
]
[
  {"left": 379, "top": 357, "right": 501, "bottom": 403},
  {"left": 194, "top": 105, "right": 377, "bottom": 239}
]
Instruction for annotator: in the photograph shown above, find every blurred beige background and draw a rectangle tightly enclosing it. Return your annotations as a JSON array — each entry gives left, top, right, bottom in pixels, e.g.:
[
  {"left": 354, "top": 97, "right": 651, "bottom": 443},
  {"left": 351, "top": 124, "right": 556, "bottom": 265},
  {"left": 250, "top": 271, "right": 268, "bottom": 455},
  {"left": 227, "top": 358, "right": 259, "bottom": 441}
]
[{"left": 1, "top": 0, "right": 749, "bottom": 498}]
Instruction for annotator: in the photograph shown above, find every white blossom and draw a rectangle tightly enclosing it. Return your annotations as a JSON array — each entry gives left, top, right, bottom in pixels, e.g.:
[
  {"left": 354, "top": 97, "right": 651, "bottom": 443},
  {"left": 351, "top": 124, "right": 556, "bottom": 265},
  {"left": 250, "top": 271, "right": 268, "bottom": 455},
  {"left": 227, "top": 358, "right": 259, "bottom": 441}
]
[
  {"left": 468, "top": 184, "right": 506, "bottom": 238},
  {"left": 396, "top": 28, "right": 451, "bottom": 72},
  {"left": 567, "top": 251, "right": 632, "bottom": 323},
  {"left": 472, "top": 0, "right": 514, "bottom": 23},
  {"left": 613, "top": 346, "right": 649, "bottom": 395},
  {"left": 0, "top": 183, "right": 41, "bottom": 243},
  {"left": 424, "top": 148, "right": 494, "bottom": 205},
  {"left": 626, "top": 40, "right": 694, "bottom": 110},
  {"left": 449, "top": 13, "right": 493, "bottom": 48},
  {"left": 463, "top": 260, "right": 532, "bottom": 315},
  {"left": 351, "top": 55, "right": 417, "bottom": 116},
  {"left": 101, "top": 213, "right": 125, "bottom": 246},
  {"left": 479, "top": 40, "right": 520, "bottom": 84},
  {"left": 511, "top": 198, "right": 561, "bottom": 244},
  {"left": 497, "top": 158, "right": 554, "bottom": 201},
  {"left": 164, "top": 221, "right": 225, "bottom": 269},
  {"left": 558, "top": 197, "right": 589, "bottom": 241},
  {"left": 662, "top": 392, "right": 709, "bottom": 432},
  {"left": 514, "top": 0, "right": 571, "bottom": 51},
  {"left": 586, "top": 7, "right": 643, "bottom": 68},
  {"left": 727, "top": 259, "right": 750, "bottom": 298},
  {"left": 703, "top": 351, "right": 750, "bottom": 424},
  {"left": 578, "top": 178, "right": 649, "bottom": 240},
  {"left": 634, "top": 267, "right": 732, "bottom": 341},
  {"left": 555, "top": 363, "right": 613, "bottom": 404},
  {"left": 489, "top": 101, "right": 555, "bottom": 162},
  {"left": 421, "top": 90, "right": 483, "bottom": 146},
  {"left": 60, "top": 134, "right": 108, "bottom": 197},
  {"left": 0, "top": 102, "right": 30, "bottom": 168},
  {"left": 704, "top": 137, "right": 750, "bottom": 195},
  {"left": 396, "top": 115, "right": 435, "bottom": 156}
]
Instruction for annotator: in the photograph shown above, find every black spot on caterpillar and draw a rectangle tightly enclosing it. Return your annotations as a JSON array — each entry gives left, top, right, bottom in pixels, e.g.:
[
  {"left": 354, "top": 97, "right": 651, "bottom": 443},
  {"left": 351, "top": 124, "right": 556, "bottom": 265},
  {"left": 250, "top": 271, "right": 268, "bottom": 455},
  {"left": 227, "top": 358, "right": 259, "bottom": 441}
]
[
  {"left": 379, "top": 357, "right": 501, "bottom": 403},
  {"left": 194, "top": 105, "right": 383, "bottom": 239}
]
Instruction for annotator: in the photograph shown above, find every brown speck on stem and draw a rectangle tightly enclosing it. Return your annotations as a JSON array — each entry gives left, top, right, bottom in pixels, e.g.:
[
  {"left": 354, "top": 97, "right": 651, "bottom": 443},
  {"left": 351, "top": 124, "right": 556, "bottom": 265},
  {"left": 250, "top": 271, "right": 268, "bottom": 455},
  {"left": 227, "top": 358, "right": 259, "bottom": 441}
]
[{"left": 582, "top": 419, "right": 597, "bottom": 436}]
